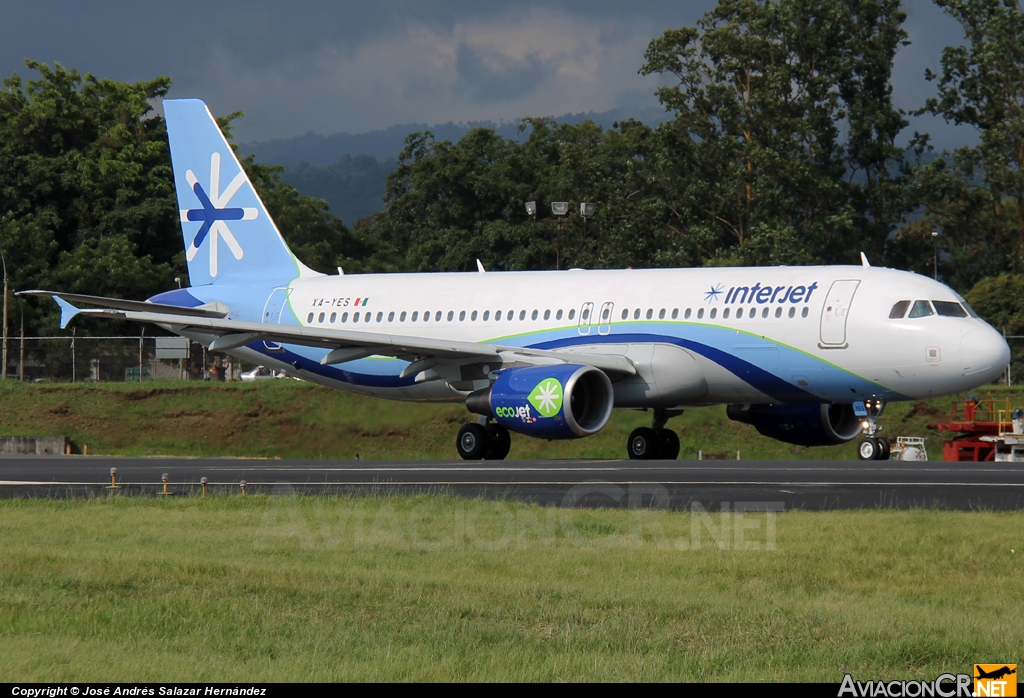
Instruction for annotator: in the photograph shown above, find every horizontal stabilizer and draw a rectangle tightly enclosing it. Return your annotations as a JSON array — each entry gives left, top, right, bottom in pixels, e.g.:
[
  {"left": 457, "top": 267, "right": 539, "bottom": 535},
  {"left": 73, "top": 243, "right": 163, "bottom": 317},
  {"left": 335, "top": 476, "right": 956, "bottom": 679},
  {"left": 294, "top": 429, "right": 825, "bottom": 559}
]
[{"left": 17, "top": 290, "right": 228, "bottom": 319}]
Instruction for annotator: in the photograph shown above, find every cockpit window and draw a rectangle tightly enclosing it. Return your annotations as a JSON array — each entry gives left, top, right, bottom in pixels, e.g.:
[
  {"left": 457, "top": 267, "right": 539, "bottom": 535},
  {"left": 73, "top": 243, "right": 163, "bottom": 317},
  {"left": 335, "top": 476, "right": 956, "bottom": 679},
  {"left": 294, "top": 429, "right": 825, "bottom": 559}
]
[
  {"left": 954, "top": 293, "right": 981, "bottom": 318},
  {"left": 907, "top": 300, "right": 935, "bottom": 318},
  {"left": 933, "top": 300, "right": 968, "bottom": 318},
  {"left": 889, "top": 300, "right": 911, "bottom": 319}
]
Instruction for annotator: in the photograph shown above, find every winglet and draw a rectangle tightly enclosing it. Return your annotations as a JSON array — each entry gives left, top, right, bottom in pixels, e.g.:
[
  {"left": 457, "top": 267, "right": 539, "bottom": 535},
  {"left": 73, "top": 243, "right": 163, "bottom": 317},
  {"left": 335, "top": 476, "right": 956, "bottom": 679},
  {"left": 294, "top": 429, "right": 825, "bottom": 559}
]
[
  {"left": 54, "top": 296, "right": 82, "bottom": 329},
  {"left": 476, "top": 259, "right": 486, "bottom": 273},
  {"left": 860, "top": 251, "right": 871, "bottom": 267}
]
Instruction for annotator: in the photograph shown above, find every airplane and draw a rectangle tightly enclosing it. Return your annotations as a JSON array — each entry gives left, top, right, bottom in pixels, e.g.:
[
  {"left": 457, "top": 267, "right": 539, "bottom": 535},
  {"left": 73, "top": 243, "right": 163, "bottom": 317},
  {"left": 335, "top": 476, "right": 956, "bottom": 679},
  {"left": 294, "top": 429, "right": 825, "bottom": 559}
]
[{"left": 21, "top": 99, "right": 1012, "bottom": 461}]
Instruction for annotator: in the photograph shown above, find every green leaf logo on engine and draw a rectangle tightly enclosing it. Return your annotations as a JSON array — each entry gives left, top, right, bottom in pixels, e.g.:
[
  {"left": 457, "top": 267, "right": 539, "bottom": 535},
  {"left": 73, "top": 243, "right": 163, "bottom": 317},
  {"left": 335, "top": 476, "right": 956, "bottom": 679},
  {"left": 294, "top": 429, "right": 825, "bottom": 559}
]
[{"left": 528, "top": 378, "right": 563, "bottom": 417}]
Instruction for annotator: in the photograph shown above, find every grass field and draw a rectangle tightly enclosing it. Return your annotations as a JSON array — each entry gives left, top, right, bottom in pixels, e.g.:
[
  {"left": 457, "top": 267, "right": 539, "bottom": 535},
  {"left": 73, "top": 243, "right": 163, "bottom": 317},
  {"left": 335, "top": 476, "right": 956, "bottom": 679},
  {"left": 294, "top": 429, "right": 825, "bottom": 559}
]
[
  {"left": 0, "top": 378, "right": 1020, "bottom": 460},
  {"left": 1, "top": 496, "right": 1021, "bottom": 682}
]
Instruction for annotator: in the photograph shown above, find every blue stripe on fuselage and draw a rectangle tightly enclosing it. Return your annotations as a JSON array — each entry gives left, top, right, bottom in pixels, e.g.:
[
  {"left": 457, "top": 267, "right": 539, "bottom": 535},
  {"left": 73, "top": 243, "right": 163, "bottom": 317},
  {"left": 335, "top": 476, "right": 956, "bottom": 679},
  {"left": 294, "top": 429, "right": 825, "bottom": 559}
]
[{"left": 244, "top": 322, "right": 907, "bottom": 402}]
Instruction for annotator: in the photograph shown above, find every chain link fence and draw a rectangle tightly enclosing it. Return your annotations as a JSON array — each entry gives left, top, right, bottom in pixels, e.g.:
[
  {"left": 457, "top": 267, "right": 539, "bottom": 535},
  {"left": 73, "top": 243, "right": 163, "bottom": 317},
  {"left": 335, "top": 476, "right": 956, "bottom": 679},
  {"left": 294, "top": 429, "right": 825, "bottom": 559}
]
[{"left": 0, "top": 335, "right": 258, "bottom": 383}]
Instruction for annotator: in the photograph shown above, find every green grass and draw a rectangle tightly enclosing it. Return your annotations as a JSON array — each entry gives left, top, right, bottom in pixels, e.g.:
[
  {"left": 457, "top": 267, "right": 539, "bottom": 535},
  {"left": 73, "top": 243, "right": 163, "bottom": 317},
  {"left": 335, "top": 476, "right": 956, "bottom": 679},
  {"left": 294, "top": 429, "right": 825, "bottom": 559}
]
[
  {"left": 1, "top": 496, "right": 1021, "bottom": 681},
  {"left": 0, "top": 378, "right": 1017, "bottom": 460}
]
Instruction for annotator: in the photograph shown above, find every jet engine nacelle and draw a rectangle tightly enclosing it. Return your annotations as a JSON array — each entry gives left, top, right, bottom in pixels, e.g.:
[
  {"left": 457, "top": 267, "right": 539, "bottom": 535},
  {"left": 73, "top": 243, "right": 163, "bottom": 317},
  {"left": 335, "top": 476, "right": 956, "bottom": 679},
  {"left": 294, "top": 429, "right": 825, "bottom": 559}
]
[
  {"left": 466, "top": 364, "right": 614, "bottom": 439},
  {"left": 726, "top": 403, "right": 862, "bottom": 447}
]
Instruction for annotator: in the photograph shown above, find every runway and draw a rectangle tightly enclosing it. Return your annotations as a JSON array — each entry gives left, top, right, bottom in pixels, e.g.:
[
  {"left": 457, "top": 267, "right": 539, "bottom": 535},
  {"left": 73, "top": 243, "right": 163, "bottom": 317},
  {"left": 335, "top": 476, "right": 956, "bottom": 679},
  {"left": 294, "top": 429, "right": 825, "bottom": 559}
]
[{"left": 2, "top": 455, "right": 1024, "bottom": 510}]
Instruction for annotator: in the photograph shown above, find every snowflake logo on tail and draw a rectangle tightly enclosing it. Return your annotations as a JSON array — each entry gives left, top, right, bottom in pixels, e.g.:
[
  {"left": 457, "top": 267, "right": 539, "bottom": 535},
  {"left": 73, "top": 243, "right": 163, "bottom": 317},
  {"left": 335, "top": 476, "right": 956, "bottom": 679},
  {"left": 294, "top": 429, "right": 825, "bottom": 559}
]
[
  {"left": 528, "top": 378, "right": 563, "bottom": 418},
  {"left": 180, "top": 152, "right": 258, "bottom": 277}
]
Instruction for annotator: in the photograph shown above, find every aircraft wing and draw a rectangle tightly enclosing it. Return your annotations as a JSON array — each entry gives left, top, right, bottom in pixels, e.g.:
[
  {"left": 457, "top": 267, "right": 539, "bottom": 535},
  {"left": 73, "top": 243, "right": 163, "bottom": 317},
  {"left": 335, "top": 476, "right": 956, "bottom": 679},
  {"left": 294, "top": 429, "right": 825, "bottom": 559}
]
[{"left": 19, "top": 291, "right": 637, "bottom": 378}]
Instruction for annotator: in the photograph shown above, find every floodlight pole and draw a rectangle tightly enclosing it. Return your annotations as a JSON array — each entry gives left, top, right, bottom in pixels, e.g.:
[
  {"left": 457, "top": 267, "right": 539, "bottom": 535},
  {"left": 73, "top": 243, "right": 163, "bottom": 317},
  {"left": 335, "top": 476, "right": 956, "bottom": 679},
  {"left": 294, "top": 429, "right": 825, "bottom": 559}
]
[{"left": 932, "top": 229, "right": 939, "bottom": 279}]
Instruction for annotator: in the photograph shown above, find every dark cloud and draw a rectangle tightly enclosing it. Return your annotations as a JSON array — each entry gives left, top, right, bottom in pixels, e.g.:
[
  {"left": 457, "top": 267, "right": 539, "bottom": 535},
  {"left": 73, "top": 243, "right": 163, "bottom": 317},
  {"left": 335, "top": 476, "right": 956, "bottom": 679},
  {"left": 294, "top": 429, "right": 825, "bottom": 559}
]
[
  {"left": 0, "top": 0, "right": 977, "bottom": 149},
  {"left": 454, "top": 43, "right": 548, "bottom": 102}
]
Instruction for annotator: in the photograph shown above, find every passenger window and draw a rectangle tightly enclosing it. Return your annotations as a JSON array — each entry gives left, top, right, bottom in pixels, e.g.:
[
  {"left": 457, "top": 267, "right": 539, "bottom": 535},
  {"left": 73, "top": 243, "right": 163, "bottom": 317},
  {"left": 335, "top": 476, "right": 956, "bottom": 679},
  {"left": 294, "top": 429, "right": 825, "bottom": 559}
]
[
  {"left": 411, "top": 311, "right": 418, "bottom": 321},
  {"left": 520, "top": 310, "right": 526, "bottom": 320},
  {"left": 683, "top": 308, "right": 690, "bottom": 319},
  {"left": 447, "top": 311, "right": 454, "bottom": 322},
  {"left": 889, "top": 300, "right": 911, "bottom": 319},
  {"left": 543, "top": 309, "right": 550, "bottom": 320},
  {"left": 582, "top": 309, "right": 589, "bottom": 321},
  {"left": 422, "top": 311, "right": 429, "bottom": 322},
  {"left": 710, "top": 308, "right": 717, "bottom": 319},
  {"left": 328, "top": 312, "right": 335, "bottom": 323},
  {"left": 353, "top": 313, "right": 360, "bottom": 323},
  {"left": 601, "top": 307, "right": 610, "bottom": 320},
  {"left": 532, "top": 309, "right": 539, "bottom": 320},
  {"left": 634, "top": 308, "right": 641, "bottom": 320},
  {"left": 482, "top": 310, "right": 489, "bottom": 321},
  {"left": 568, "top": 309, "right": 576, "bottom": 320},
  {"left": 933, "top": 301, "right": 968, "bottom": 318},
  {"left": 775, "top": 307, "right": 782, "bottom": 318},
  {"left": 471, "top": 310, "right": 478, "bottom": 321},
  {"left": 387, "top": 311, "right": 394, "bottom": 322},
  {"left": 658, "top": 308, "right": 666, "bottom": 319},
  {"left": 646, "top": 308, "right": 653, "bottom": 320},
  {"left": 621, "top": 309, "right": 629, "bottom": 320},
  {"left": 723, "top": 308, "right": 731, "bottom": 319},
  {"left": 318, "top": 312, "right": 325, "bottom": 323},
  {"left": 697, "top": 308, "right": 704, "bottom": 319},
  {"left": 788, "top": 307, "right": 795, "bottom": 318},
  {"left": 376, "top": 312, "right": 383, "bottom": 322},
  {"left": 342, "top": 312, "right": 349, "bottom": 323},
  {"left": 801, "top": 307, "right": 808, "bottom": 318},
  {"left": 672, "top": 308, "right": 679, "bottom": 319},
  {"left": 556, "top": 309, "right": 562, "bottom": 320},
  {"left": 400, "top": 311, "right": 406, "bottom": 322},
  {"left": 508, "top": 309, "right": 514, "bottom": 320},
  {"left": 735, "top": 308, "right": 742, "bottom": 319},
  {"left": 435, "top": 311, "right": 442, "bottom": 321},
  {"left": 761, "top": 307, "right": 769, "bottom": 318},
  {"left": 495, "top": 310, "right": 502, "bottom": 321},
  {"left": 306, "top": 312, "right": 314, "bottom": 323},
  {"left": 459, "top": 310, "right": 466, "bottom": 321},
  {"left": 908, "top": 300, "right": 934, "bottom": 318}
]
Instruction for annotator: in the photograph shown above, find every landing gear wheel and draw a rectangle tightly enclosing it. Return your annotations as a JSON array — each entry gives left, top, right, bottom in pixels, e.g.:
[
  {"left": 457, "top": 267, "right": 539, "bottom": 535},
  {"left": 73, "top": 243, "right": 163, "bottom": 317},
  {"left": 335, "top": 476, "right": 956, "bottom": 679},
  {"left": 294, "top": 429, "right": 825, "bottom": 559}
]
[
  {"left": 485, "top": 424, "right": 511, "bottom": 461},
  {"left": 660, "top": 429, "right": 680, "bottom": 460},
  {"left": 457, "top": 423, "right": 489, "bottom": 460},
  {"left": 858, "top": 437, "right": 880, "bottom": 461},
  {"left": 878, "top": 437, "right": 891, "bottom": 461},
  {"left": 628, "top": 427, "right": 662, "bottom": 460}
]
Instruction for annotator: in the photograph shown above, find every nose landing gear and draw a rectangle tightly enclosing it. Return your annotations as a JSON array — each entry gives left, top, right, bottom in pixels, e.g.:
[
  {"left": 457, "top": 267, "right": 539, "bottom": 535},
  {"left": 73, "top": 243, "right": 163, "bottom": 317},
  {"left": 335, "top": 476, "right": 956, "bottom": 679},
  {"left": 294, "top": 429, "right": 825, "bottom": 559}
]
[
  {"left": 856, "top": 400, "right": 890, "bottom": 461},
  {"left": 627, "top": 408, "right": 682, "bottom": 460}
]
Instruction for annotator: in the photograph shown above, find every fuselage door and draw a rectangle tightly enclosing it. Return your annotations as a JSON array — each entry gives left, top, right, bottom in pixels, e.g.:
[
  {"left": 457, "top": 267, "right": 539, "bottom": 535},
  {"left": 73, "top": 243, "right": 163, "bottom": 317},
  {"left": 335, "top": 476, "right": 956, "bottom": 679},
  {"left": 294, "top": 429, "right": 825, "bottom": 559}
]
[
  {"left": 262, "top": 287, "right": 290, "bottom": 352},
  {"left": 578, "top": 302, "right": 594, "bottom": 336},
  {"left": 598, "top": 301, "right": 614, "bottom": 335},
  {"left": 819, "top": 279, "right": 861, "bottom": 348}
]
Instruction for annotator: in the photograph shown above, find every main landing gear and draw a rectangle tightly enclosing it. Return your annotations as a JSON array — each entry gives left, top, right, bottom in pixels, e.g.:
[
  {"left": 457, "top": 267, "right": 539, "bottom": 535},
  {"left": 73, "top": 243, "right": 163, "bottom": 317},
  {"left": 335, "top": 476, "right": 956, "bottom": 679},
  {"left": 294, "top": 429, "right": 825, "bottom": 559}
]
[
  {"left": 627, "top": 408, "right": 682, "bottom": 460},
  {"left": 857, "top": 399, "right": 890, "bottom": 461},
  {"left": 456, "top": 422, "right": 511, "bottom": 461}
]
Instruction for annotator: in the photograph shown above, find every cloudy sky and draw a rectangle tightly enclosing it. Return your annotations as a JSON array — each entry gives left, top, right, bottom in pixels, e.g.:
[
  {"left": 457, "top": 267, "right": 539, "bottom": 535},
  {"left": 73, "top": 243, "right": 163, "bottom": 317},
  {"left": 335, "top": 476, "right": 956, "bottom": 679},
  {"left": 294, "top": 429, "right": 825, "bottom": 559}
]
[{"left": 1, "top": 1, "right": 972, "bottom": 147}]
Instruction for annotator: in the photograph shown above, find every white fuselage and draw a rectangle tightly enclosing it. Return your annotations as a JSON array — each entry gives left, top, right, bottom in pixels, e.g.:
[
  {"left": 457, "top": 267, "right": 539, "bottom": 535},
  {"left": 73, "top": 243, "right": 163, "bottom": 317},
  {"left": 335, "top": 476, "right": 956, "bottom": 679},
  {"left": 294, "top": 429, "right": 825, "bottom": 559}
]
[{"left": 195, "top": 264, "right": 1009, "bottom": 408}]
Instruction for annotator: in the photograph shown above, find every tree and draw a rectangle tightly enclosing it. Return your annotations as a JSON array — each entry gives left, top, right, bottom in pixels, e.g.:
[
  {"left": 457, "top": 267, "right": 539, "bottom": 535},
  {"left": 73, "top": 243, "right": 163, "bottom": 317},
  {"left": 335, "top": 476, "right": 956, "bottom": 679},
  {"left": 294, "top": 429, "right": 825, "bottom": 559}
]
[
  {"left": 640, "top": 0, "right": 908, "bottom": 266},
  {"left": 909, "top": 0, "right": 1024, "bottom": 289}
]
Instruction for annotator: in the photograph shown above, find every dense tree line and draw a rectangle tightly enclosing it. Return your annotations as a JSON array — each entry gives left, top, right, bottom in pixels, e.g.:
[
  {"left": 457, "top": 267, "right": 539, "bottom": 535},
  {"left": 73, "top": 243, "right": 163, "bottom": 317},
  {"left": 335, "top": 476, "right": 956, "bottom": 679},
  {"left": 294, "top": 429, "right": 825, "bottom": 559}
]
[{"left": 4, "top": 0, "right": 1024, "bottom": 342}]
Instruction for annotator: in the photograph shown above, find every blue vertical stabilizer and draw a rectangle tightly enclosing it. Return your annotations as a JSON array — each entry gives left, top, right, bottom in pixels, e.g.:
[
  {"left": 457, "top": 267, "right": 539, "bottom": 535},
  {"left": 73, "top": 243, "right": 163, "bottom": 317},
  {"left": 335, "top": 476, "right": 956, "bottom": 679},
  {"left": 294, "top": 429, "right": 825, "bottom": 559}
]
[{"left": 164, "top": 99, "right": 316, "bottom": 288}]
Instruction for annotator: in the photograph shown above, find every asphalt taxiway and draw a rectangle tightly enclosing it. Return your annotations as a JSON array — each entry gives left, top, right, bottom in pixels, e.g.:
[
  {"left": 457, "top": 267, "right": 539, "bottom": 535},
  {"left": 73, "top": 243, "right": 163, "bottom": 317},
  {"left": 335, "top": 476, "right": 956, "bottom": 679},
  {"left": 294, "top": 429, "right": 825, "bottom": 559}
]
[{"left": 1, "top": 455, "right": 1023, "bottom": 510}]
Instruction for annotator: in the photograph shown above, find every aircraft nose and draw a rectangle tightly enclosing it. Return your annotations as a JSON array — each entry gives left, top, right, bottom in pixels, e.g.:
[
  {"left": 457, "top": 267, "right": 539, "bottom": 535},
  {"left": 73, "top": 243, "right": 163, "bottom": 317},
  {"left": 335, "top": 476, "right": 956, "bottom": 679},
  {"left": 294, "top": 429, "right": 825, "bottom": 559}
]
[{"left": 961, "top": 328, "right": 1011, "bottom": 382}]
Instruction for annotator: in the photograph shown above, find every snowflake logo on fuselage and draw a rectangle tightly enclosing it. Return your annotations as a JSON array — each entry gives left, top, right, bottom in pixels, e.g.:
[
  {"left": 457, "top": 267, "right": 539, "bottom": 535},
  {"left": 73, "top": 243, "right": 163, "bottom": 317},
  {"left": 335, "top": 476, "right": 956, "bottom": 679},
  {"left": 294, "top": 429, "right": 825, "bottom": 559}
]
[
  {"left": 704, "top": 283, "right": 725, "bottom": 303},
  {"left": 180, "top": 152, "right": 258, "bottom": 277}
]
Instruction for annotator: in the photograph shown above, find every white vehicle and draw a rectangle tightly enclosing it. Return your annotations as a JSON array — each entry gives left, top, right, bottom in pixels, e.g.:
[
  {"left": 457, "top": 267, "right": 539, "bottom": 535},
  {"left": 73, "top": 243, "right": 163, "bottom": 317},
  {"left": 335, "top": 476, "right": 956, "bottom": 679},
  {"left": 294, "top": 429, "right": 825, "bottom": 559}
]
[
  {"left": 24, "top": 99, "right": 1011, "bottom": 461},
  {"left": 240, "top": 365, "right": 278, "bottom": 381}
]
